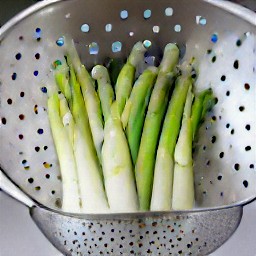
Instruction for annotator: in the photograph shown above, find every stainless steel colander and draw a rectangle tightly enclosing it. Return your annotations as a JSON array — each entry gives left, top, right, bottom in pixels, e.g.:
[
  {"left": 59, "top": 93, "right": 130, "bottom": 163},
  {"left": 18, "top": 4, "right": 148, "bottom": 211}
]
[{"left": 0, "top": 0, "right": 255, "bottom": 255}]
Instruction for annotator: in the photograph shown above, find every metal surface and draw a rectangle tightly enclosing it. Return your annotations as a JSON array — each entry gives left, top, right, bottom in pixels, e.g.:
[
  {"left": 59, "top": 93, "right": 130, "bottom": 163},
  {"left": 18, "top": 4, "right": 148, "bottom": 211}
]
[
  {"left": 0, "top": 0, "right": 256, "bottom": 255},
  {"left": 0, "top": 171, "right": 34, "bottom": 208},
  {"left": 31, "top": 205, "right": 242, "bottom": 256}
]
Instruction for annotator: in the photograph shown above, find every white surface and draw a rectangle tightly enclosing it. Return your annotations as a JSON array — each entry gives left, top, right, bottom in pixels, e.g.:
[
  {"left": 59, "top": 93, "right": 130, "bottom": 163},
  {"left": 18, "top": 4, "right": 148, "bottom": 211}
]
[{"left": 0, "top": 191, "right": 256, "bottom": 256}]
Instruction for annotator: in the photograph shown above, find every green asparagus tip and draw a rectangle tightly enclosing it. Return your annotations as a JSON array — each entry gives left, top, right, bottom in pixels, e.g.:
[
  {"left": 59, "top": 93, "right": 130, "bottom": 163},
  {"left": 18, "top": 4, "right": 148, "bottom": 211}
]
[
  {"left": 128, "top": 42, "right": 147, "bottom": 67},
  {"left": 159, "top": 43, "right": 180, "bottom": 73},
  {"left": 91, "top": 65, "right": 110, "bottom": 82}
]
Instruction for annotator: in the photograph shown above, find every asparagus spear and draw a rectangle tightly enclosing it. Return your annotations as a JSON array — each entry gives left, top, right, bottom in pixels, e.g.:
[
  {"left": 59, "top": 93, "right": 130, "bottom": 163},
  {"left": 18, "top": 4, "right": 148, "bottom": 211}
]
[
  {"left": 172, "top": 86, "right": 194, "bottom": 210},
  {"left": 107, "top": 58, "right": 125, "bottom": 85},
  {"left": 191, "top": 88, "right": 214, "bottom": 138},
  {"left": 102, "top": 102, "right": 139, "bottom": 212},
  {"left": 68, "top": 61, "right": 109, "bottom": 213},
  {"left": 91, "top": 65, "right": 114, "bottom": 122},
  {"left": 115, "top": 42, "right": 147, "bottom": 115},
  {"left": 201, "top": 91, "right": 216, "bottom": 124},
  {"left": 59, "top": 93, "right": 75, "bottom": 147},
  {"left": 47, "top": 92, "right": 81, "bottom": 213},
  {"left": 54, "top": 62, "right": 72, "bottom": 107},
  {"left": 151, "top": 64, "right": 192, "bottom": 211},
  {"left": 122, "top": 66, "right": 158, "bottom": 164},
  {"left": 135, "top": 43, "right": 180, "bottom": 211},
  {"left": 121, "top": 99, "right": 132, "bottom": 130},
  {"left": 65, "top": 37, "right": 104, "bottom": 164}
]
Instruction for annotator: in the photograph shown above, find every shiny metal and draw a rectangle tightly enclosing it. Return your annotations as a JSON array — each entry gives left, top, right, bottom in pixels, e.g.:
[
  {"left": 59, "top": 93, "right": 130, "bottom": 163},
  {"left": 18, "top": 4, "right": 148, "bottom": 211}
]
[
  {"left": 0, "top": 0, "right": 256, "bottom": 255},
  {"left": 32, "top": 205, "right": 242, "bottom": 256},
  {"left": 0, "top": 171, "right": 34, "bottom": 208},
  {"left": 0, "top": 170, "right": 244, "bottom": 255}
]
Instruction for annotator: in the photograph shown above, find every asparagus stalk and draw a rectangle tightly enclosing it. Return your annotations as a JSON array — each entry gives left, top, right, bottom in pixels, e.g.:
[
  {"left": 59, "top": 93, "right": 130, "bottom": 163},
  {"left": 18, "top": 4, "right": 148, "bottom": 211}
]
[
  {"left": 54, "top": 62, "right": 72, "bottom": 107},
  {"left": 123, "top": 66, "right": 158, "bottom": 164},
  {"left": 191, "top": 88, "right": 214, "bottom": 138},
  {"left": 47, "top": 92, "right": 81, "bottom": 213},
  {"left": 201, "top": 90, "right": 216, "bottom": 124},
  {"left": 59, "top": 94, "right": 75, "bottom": 147},
  {"left": 65, "top": 37, "right": 104, "bottom": 164},
  {"left": 135, "top": 43, "right": 180, "bottom": 211},
  {"left": 151, "top": 64, "right": 192, "bottom": 211},
  {"left": 91, "top": 65, "right": 114, "bottom": 122},
  {"left": 115, "top": 42, "right": 147, "bottom": 115},
  {"left": 172, "top": 86, "right": 194, "bottom": 210},
  {"left": 68, "top": 62, "right": 109, "bottom": 213},
  {"left": 102, "top": 102, "right": 139, "bottom": 212},
  {"left": 121, "top": 99, "right": 132, "bottom": 130},
  {"left": 107, "top": 58, "right": 125, "bottom": 85}
]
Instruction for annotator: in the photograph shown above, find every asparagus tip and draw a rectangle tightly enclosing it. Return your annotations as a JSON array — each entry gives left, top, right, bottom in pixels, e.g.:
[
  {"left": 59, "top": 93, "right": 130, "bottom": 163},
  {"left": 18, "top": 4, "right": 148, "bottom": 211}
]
[
  {"left": 128, "top": 41, "right": 147, "bottom": 67},
  {"left": 91, "top": 65, "right": 108, "bottom": 80},
  {"left": 164, "top": 43, "right": 179, "bottom": 54},
  {"left": 147, "top": 66, "right": 158, "bottom": 75}
]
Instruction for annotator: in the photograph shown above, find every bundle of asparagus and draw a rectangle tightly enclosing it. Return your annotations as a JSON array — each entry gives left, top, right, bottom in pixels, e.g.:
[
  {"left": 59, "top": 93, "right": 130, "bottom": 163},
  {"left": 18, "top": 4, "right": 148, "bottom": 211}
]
[{"left": 47, "top": 38, "right": 215, "bottom": 213}]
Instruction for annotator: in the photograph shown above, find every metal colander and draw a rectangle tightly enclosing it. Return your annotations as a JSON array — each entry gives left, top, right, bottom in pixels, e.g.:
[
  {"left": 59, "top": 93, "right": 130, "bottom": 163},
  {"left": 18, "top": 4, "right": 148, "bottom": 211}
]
[{"left": 0, "top": 0, "right": 255, "bottom": 255}]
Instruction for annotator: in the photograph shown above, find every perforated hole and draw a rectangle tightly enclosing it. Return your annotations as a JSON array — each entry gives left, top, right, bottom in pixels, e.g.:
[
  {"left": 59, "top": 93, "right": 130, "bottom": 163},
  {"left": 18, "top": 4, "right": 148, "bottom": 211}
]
[
  {"left": 144, "top": 9, "right": 151, "bottom": 19},
  {"left": 15, "top": 53, "right": 22, "bottom": 60},
  {"left": 244, "top": 83, "right": 250, "bottom": 90},
  {"left": 243, "top": 180, "right": 249, "bottom": 188},
  {"left": 112, "top": 41, "right": 122, "bottom": 53},
  {"left": 7, "top": 98, "right": 12, "bottom": 105},
  {"left": 174, "top": 24, "right": 181, "bottom": 32},
  {"left": 211, "top": 33, "right": 218, "bottom": 43},
  {"left": 196, "top": 16, "right": 207, "bottom": 26},
  {"left": 120, "top": 10, "right": 128, "bottom": 20},
  {"left": 1, "top": 117, "right": 7, "bottom": 125},
  {"left": 89, "top": 42, "right": 99, "bottom": 55},
  {"left": 35, "top": 53, "right": 40, "bottom": 60},
  {"left": 81, "top": 24, "right": 90, "bottom": 33},
  {"left": 19, "top": 114, "right": 25, "bottom": 120},
  {"left": 153, "top": 26, "right": 160, "bottom": 33},
  {"left": 220, "top": 75, "right": 226, "bottom": 81},
  {"left": 11, "top": 73, "right": 17, "bottom": 80},
  {"left": 165, "top": 7, "right": 173, "bottom": 16},
  {"left": 105, "top": 24, "right": 112, "bottom": 32},
  {"left": 56, "top": 37, "right": 64, "bottom": 46}
]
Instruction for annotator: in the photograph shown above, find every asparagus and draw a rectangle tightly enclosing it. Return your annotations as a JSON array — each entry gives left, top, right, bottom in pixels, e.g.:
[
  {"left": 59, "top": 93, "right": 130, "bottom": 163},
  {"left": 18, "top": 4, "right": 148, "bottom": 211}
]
[
  {"left": 107, "top": 58, "right": 125, "bottom": 85},
  {"left": 65, "top": 37, "right": 104, "bottom": 164},
  {"left": 102, "top": 102, "right": 139, "bottom": 212},
  {"left": 172, "top": 86, "right": 194, "bottom": 210},
  {"left": 191, "top": 88, "right": 214, "bottom": 138},
  {"left": 151, "top": 64, "right": 192, "bottom": 211},
  {"left": 115, "top": 42, "right": 146, "bottom": 115},
  {"left": 54, "top": 62, "right": 72, "bottom": 107},
  {"left": 201, "top": 91, "right": 216, "bottom": 124},
  {"left": 91, "top": 65, "right": 114, "bottom": 122},
  {"left": 59, "top": 93, "right": 75, "bottom": 147},
  {"left": 67, "top": 61, "right": 109, "bottom": 213},
  {"left": 47, "top": 92, "right": 81, "bottom": 213},
  {"left": 122, "top": 66, "right": 158, "bottom": 164},
  {"left": 121, "top": 100, "right": 132, "bottom": 130},
  {"left": 135, "top": 43, "right": 180, "bottom": 211}
]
